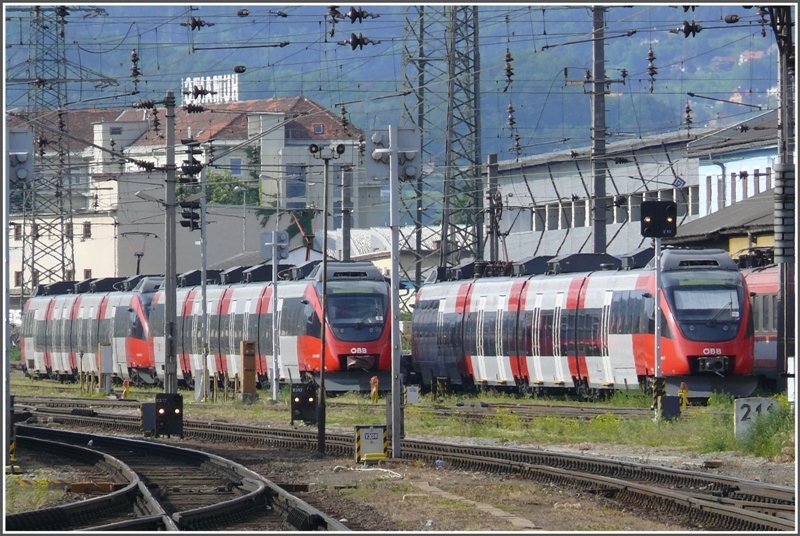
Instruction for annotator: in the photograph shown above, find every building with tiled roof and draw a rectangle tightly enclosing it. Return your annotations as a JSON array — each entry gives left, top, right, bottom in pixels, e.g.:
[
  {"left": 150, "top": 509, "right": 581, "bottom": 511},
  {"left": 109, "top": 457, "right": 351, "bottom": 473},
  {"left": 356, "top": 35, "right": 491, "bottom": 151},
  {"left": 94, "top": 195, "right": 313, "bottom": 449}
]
[{"left": 7, "top": 96, "right": 384, "bottom": 303}]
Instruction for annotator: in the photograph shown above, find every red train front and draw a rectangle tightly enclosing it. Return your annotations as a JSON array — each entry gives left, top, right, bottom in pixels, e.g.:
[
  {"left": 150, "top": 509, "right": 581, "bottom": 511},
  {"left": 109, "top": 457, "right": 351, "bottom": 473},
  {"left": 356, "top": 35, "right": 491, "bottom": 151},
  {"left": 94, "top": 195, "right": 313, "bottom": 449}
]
[
  {"left": 294, "top": 261, "right": 392, "bottom": 391},
  {"left": 651, "top": 249, "right": 755, "bottom": 396}
]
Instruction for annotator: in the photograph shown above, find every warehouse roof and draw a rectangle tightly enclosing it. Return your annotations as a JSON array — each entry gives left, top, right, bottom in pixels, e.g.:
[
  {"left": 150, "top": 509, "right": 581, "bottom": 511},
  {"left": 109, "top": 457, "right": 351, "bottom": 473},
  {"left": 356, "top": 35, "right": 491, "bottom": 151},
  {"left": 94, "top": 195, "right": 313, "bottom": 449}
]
[{"left": 665, "top": 189, "right": 774, "bottom": 245}]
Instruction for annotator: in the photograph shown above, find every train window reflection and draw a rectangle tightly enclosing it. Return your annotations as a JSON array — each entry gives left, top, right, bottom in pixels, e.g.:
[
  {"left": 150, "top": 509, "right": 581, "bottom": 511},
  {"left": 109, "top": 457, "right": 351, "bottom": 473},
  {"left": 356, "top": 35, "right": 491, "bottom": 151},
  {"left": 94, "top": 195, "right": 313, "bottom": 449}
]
[{"left": 672, "top": 288, "right": 740, "bottom": 321}]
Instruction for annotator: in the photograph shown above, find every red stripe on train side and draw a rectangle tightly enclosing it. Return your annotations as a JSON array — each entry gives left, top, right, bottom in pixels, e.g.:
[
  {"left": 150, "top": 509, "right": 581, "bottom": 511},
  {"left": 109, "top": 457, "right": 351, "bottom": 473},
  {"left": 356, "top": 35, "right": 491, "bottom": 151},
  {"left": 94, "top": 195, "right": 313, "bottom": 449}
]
[
  {"left": 509, "top": 280, "right": 528, "bottom": 379},
  {"left": 255, "top": 285, "right": 273, "bottom": 376},
  {"left": 566, "top": 276, "right": 586, "bottom": 380},
  {"left": 127, "top": 295, "right": 150, "bottom": 369},
  {"left": 633, "top": 273, "right": 654, "bottom": 376}
]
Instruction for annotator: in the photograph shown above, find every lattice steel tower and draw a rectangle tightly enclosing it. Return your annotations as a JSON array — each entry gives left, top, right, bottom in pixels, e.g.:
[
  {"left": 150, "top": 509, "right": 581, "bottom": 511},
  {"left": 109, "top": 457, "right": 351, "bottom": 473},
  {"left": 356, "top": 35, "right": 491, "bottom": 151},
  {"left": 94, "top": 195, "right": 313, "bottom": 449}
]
[
  {"left": 402, "top": 5, "right": 483, "bottom": 284},
  {"left": 21, "top": 6, "right": 75, "bottom": 296}
]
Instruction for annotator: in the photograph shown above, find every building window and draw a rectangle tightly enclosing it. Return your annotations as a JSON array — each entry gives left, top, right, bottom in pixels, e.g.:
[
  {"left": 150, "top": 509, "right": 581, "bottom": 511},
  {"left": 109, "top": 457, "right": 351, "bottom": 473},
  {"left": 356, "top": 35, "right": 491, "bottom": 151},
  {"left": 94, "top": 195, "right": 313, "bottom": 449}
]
[
  {"left": 65, "top": 269, "right": 74, "bottom": 281},
  {"left": 83, "top": 269, "right": 92, "bottom": 280},
  {"left": 573, "top": 200, "right": 587, "bottom": 227},
  {"left": 31, "top": 223, "right": 39, "bottom": 239},
  {"left": 533, "top": 206, "right": 545, "bottom": 232},
  {"left": 630, "top": 193, "right": 643, "bottom": 221},
  {"left": 65, "top": 223, "right": 73, "bottom": 238},
  {"left": 676, "top": 187, "right": 689, "bottom": 217},
  {"left": 612, "top": 196, "right": 627, "bottom": 224},
  {"left": 110, "top": 127, "right": 123, "bottom": 136},
  {"left": 14, "top": 224, "right": 22, "bottom": 241},
  {"left": 285, "top": 164, "right": 307, "bottom": 198},
  {"left": 230, "top": 158, "right": 243, "bottom": 176},
  {"left": 689, "top": 185, "right": 699, "bottom": 216},
  {"left": 546, "top": 203, "right": 559, "bottom": 231},
  {"left": 14, "top": 271, "right": 22, "bottom": 287},
  {"left": 313, "top": 123, "right": 325, "bottom": 135},
  {"left": 729, "top": 173, "right": 736, "bottom": 205},
  {"left": 32, "top": 270, "right": 39, "bottom": 287},
  {"left": 83, "top": 221, "right": 92, "bottom": 239}
]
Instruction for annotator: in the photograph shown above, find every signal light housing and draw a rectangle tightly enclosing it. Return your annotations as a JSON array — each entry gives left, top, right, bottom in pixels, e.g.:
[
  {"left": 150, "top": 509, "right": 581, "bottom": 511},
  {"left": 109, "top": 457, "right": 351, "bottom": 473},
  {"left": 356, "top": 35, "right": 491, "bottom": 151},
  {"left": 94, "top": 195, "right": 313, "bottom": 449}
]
[{"left": 640, "top": 200, "right": 677, "bottom": 238}]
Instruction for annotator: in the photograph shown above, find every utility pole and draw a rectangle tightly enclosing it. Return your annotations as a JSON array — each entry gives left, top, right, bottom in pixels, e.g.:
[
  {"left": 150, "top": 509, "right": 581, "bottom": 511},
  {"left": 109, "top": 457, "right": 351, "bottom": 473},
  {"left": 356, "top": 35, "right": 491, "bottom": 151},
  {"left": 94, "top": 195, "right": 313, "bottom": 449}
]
[
  {"left": 340, "top": 165, "right": 352, "bottom": 261},
  {"left": 308, "top": 142, "right": 344, "bottom": 454},
  {"left": 164, "top": 91, "right": 178, "bottom": 395},
  {"left": 769, "top": 6, "right": 795, "bottom": 393},
  {"left": 486, "top": 154, "right": 499, "bottom": 263},
  {"left": 200, "top": 166, "right": 209, "bottom": 403},
  {"left": 591, "top": 6, "right": 607, "bottom": 254}
]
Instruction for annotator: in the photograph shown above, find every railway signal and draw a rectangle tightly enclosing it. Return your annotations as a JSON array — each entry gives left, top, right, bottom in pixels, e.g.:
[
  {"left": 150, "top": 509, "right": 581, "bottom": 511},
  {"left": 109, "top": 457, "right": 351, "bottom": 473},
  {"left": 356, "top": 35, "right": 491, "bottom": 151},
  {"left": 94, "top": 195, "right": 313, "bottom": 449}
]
[
  {"left": 291, "top": 383, "right": 317, "bottom": 425},
  {"left": 179, "top": 200, "right": 201, "bottom": 230},
  {"left": 640, "top": 200, "right": 677, "bottom": 238},
  {"left": 155, "top": 393, "right": 183, "bottom": 438},
  {"left": 180, "top": 138, "right": 203, "bottom": 181}
]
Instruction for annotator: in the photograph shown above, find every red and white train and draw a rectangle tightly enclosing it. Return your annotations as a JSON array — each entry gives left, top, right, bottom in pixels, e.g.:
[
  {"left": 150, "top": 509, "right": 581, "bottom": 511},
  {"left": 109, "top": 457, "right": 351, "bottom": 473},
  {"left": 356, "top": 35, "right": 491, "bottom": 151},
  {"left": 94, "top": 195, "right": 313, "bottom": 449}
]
[
  {"left": 411, "top": 248, "right": 758, "bottom": 398},
  {"left": 20, "top": 261, "right": 392, "bottom": 392}
]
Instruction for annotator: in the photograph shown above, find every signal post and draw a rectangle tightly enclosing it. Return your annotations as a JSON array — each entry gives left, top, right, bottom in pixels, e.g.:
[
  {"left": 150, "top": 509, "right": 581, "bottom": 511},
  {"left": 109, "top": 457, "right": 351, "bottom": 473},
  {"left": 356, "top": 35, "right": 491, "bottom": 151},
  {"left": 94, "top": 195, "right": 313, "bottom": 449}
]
[{"left": 640, "top": 200, "right": 677, "bottom": 420}]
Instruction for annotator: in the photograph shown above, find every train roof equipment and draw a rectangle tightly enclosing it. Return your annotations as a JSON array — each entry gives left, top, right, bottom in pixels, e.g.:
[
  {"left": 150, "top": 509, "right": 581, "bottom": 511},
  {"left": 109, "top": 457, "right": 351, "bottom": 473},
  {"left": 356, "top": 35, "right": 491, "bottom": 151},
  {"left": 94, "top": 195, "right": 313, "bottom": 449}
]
[
  {"left": 546, "top": 252, "right": 621, "bottom": 274},
  {"left": 33, "top": 280, "right": 77, "bottom": 296},
  {"left": 88, "top": 277, "right": 127, "bottom": 293},
  {"left": 656, "top": 248, "right": 738, "bottom": 272},
  {"left": 513, "top": 255, "right": 555, "bottom": 276},
  {"left": 620, "top": 247, "right": 654, "bottom": 270},
  {"left": 242, "top": 262, "right": 295, "bottom": 283},
  {"left": 220, "top": 266, "right": 245, "bottom": 284},
  {"left": 130, "top": 276, "right": 164, "bottom": 293},
  {"left": 307, "top": 261, "right": 385, "bottom": 282},
  {"left": 286, "top": 260, "right": 321, "bottom": 280},
  {"left": 178, "top": 269, "right": 221, "bottom": 287},
  {"left": 73, "top": 278, "right": 97, "bottom": 294}
]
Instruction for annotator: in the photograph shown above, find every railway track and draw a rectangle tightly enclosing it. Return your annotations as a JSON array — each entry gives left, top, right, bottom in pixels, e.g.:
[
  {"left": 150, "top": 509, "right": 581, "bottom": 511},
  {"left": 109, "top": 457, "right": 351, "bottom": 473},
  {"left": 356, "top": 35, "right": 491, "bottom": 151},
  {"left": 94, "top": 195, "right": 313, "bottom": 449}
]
[
  {"left": 12, "top": 393, "right": 707, "bottom": 419},
  {"left": 12, "top": 401, "right": 795, "bottom": 532},
  {"left": 8, "top": 426, "right": 348, "bottom": 532}
]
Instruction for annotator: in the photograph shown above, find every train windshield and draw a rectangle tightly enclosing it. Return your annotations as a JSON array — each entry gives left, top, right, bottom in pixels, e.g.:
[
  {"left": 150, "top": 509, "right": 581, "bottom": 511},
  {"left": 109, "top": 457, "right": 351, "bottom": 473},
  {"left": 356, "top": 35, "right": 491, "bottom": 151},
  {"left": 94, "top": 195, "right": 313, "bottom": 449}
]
[
  {"left": 326, "top": 293, "right": 387, "bottom": 342},
  {"left": 663, "top": 271, "right": 744, "bottom": 342}
]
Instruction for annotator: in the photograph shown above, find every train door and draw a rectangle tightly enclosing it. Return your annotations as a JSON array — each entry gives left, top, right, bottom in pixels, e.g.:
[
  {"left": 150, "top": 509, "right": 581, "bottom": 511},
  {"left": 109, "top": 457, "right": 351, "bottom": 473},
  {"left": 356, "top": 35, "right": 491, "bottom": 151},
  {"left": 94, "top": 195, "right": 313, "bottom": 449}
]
[
  {"left": 526, "top": 293, "right": 545, "bottom": 385},
  {"left": 472, "top": 296, "right": 487, "bottom": 383},
  {"left": 551, "top": 292, "right": 569, "bottom": 386},
  {"left": 225, "top": 296, "right": 239, "bottom": 379},
  {"left": 580, "top": 289, "right": 614, "bottom": 389},
  {"left": 75, "top": 303, "right": 86, "bottom": 372},
  {"left": 276, "top": 294, "right": 301, "bottom": 383},
  {"left": 110, "top": 295, "right": 133, "bottom": 380},
  {"left": 51, "top": 296, "right": 71, "bottom": 376},
  {"left": 188, "top": 290, "right": 207, "bottom": 378}
]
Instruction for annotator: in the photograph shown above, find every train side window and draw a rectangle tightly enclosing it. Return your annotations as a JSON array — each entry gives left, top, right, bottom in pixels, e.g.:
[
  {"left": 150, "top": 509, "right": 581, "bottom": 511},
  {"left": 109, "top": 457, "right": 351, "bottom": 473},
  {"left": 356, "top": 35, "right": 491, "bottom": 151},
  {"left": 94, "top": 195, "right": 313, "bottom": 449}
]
[{"left": 767, "top": 294, "right": 776, "bottom": 332}]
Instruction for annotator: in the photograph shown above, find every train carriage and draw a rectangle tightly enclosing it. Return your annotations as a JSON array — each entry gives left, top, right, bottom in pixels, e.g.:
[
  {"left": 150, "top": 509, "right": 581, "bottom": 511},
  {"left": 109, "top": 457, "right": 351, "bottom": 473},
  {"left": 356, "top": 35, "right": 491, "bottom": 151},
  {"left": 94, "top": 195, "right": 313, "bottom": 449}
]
[
  {"left": 20, "top": 291, "right": 57, "bottom": 377},
  {"left": 145, "top": 261, "right": 393, "bottom": 392},
  {"left": 19, "top": 277, "right": 158, "bottom": 384},
  {"left": 742, "top": 264, "right": 780, "bottom": 388},
  {"left": 412, "top": 248, "right": 757, "bottom": 398}
]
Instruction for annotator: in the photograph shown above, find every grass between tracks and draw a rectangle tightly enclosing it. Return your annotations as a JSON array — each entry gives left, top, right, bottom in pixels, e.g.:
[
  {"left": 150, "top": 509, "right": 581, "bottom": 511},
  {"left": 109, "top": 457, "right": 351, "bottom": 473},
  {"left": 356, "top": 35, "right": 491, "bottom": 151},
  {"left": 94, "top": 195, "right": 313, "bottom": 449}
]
[{"left": 9, "top": 369, "right": 795, "bottom": 461}]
